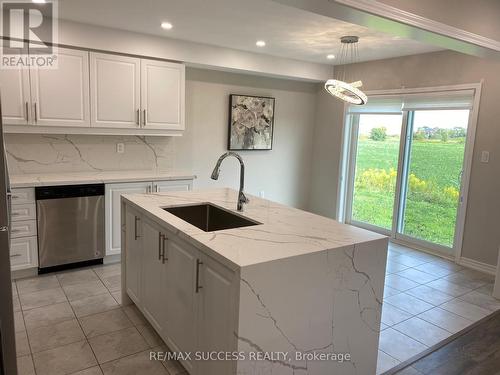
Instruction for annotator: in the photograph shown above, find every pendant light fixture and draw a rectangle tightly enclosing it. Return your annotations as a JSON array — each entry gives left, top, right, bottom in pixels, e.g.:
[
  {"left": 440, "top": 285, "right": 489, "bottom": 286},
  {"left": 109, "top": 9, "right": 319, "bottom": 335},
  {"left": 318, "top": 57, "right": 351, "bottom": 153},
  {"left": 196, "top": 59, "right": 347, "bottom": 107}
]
[{"left": 324, "top": 36, "right": 367, "bottom": 105}]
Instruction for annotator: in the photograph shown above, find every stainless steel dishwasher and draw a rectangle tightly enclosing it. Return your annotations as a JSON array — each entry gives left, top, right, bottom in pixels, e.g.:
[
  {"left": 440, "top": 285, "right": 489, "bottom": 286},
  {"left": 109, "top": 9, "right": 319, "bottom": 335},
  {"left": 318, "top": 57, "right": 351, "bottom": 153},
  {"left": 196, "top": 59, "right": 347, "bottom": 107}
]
[{"left": 36, "top": 184, "right": 105, "bottom": 272}]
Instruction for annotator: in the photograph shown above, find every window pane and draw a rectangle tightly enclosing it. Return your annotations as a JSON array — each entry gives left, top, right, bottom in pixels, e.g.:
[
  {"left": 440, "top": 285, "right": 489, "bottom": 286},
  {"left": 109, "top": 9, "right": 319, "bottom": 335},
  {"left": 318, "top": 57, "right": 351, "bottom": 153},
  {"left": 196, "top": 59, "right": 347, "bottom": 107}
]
[
  {"left": 351, "top": 114, "right": 403, "bottom": 230},
  {"left": 400, "top": 110, "right": 469, "bottom": 247}
]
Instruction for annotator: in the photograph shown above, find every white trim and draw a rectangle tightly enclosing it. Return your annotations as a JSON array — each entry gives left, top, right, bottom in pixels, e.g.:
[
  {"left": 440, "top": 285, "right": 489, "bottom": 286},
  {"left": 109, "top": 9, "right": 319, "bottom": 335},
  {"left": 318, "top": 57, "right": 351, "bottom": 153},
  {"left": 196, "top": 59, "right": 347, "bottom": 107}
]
[
  {"left": 390, "top": 238, "right": 455, "bottom": 262},
  {"left": 458, "top": 256, "right": 497, "bottom": 276},
  {"left": 333, "top": 0, "right": 500, "bottom": 52}
]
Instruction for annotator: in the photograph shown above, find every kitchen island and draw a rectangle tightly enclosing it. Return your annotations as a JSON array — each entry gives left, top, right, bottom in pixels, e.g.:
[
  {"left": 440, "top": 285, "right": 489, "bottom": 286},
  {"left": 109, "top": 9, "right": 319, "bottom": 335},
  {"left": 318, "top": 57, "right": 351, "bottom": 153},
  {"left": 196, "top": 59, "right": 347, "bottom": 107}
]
[{"left": 121, "top": 188, "right": 388, "bottom": 375}]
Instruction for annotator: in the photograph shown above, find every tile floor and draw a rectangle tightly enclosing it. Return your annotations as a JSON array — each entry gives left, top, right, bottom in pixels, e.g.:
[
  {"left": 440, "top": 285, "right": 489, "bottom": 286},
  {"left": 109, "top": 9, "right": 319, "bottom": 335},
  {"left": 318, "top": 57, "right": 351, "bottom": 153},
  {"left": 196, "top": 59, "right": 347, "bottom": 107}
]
[
  {"left": 11, "top": 243, "right": 499, "bottom": 375},
  {"left": 12, "top": 263, "right": 187, "bottom": 375},
  {"left": 377, "top": 243, "right": 499, "bottom": 374}
]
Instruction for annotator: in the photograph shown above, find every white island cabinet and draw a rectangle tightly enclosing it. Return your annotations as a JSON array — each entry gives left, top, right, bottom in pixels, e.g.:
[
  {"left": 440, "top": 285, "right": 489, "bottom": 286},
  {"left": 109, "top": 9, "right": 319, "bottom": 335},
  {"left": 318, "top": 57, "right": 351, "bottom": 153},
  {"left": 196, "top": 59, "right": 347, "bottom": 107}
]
[
  {"left": 105, "top": 179, "right": 193, "bottom": 256},
  {"left": 121, "top": 188, "right": 388, "bottom": 375}
]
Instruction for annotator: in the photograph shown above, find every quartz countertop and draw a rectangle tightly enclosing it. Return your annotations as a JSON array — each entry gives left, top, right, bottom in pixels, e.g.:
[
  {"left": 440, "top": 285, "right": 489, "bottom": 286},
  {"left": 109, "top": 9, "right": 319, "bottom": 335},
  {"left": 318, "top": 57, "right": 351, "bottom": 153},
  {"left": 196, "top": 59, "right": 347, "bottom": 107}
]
[
  {"left": 122, "top": 188, "right": 386, "bottom": 270},
  {"left": 9, "top": 170, "right": 196, "bottom": 188}
]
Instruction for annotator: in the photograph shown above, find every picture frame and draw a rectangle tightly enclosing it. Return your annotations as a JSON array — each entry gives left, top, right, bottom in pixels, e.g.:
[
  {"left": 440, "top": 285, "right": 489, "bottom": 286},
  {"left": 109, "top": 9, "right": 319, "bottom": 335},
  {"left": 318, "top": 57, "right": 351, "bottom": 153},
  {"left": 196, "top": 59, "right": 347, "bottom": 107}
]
[{"left": 228, "top": 94, "right": 275, "bottom": 150}]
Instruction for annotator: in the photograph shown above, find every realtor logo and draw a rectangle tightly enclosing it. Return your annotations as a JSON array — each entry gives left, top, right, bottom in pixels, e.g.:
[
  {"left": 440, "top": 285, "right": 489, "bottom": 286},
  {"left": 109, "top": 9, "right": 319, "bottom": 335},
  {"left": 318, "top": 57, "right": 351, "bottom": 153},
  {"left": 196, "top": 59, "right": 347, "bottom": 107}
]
[{"left": 1, "top": 0, "right": 58, "bottom": 68}]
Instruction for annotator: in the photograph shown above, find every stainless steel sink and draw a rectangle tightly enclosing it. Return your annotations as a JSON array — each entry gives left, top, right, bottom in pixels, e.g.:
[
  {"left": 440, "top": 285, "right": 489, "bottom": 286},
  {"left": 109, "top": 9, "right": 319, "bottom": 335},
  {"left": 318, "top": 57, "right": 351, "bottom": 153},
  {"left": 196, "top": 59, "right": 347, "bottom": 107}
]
[{"left": 163, "top": 203, "right": 260, "bottom": 232}]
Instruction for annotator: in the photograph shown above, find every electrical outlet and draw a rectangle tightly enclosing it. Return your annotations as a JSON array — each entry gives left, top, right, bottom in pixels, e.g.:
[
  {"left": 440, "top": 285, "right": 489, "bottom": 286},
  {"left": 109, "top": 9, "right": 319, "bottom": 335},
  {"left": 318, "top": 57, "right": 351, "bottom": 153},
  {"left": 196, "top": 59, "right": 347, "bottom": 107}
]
[
  {"left": 116, "top": 143, "right": 125, "bottom": 154},
  {"left": 481, "top": 150, "right": 489, "bottom": 163}
]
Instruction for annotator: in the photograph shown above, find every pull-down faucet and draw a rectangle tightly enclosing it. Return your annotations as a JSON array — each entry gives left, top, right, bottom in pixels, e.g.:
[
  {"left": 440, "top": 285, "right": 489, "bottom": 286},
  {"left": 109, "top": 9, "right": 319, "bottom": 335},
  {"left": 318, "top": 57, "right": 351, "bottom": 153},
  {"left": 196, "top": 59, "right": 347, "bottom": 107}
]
[{"left": 211, "top": 152, "right": 249, "bottom": 211}]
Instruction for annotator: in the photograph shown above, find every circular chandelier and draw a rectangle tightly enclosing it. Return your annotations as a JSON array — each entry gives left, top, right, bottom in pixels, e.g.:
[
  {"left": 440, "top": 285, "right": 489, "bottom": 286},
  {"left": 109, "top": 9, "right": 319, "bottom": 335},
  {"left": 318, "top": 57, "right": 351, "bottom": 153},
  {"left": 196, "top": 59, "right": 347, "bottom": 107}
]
[{"left": 324, "top": 36, "right": 367, "bottom": 105}]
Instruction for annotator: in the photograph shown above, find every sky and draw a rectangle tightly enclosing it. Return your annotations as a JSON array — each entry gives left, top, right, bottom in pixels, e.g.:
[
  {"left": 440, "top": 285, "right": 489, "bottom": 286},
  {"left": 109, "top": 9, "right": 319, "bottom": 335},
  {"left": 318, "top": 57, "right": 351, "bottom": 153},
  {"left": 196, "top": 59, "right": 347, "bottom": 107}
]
[{"left": 358, "top": 110, "right": 470, "bottom": 136}]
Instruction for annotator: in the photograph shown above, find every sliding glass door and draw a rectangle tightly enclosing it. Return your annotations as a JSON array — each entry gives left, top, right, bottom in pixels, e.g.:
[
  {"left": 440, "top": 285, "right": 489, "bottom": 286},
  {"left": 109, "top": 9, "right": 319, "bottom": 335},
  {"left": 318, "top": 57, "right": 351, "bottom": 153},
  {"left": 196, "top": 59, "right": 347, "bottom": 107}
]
[{"left": 343, "top": 90, "right": 476, "bottom": 255}]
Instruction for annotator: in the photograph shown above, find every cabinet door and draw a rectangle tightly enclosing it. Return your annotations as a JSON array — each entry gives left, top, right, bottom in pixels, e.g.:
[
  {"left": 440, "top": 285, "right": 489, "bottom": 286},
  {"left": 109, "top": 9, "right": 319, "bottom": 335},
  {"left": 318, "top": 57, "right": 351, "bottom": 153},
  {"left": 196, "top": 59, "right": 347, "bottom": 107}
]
[
  {"left": 141, "top": 217, "right": 167, "bottom": 335},
  {"left": 141, "top": 59, "right": 184, "bottom": 130},
  {"left": 153, "top": 179, "right": 192, "bottom": 193},
  {"left": 197, "top": 254, "right": 238, "bottom": 375},
  {"left": 90, "top": 53, "right": 141, "bottom": 128},
  {"left": 0, "top": 48, "right": 31, "bottom": 125},
  {"left": 10, "top": 236, "right": 38, "bottom": 270},
  {"left": 30, "top": 48, "right": 90, "bottom": 127},
  {"left": 125, "top": 208, "right": 142, "bottom": 305},
  {"left": 105, "top": 182, "right": 152, "bottom": 256},
  {"left": 164, "top": 237, "right": 197, "bottom": 373}
]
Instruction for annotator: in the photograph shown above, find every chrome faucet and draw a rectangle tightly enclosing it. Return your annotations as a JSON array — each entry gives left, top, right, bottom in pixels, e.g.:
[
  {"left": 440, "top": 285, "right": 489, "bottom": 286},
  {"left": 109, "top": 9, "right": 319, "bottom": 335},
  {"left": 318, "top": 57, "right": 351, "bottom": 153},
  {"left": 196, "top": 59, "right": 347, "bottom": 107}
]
[{"left": 211, "top": 152, "right": 249, "bottom": 211}]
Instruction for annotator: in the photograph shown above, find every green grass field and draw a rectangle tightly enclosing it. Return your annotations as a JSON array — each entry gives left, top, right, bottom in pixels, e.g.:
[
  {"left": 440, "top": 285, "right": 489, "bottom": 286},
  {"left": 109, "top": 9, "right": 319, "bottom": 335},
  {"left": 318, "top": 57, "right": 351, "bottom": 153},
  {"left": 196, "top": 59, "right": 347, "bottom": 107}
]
[{"left": 352, "top": 137, "right": 465, "bottom": 247}]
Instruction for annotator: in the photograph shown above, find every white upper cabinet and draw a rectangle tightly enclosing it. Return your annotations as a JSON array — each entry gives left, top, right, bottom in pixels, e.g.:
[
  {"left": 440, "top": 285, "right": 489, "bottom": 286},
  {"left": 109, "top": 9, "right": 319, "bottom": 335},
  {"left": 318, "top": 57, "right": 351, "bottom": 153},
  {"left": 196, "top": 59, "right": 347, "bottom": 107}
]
[
  {"left": 0, "top": 50, "right": 31, "bottom": 125},
  {"left": 30, "top": 48, "right": 90, "bottom": 127},
  {"left": 91, "top": 53, "right": 141, "bottom": 128},
  {"left": 141, "top": 60, "right": 185, "bottom": 130}
]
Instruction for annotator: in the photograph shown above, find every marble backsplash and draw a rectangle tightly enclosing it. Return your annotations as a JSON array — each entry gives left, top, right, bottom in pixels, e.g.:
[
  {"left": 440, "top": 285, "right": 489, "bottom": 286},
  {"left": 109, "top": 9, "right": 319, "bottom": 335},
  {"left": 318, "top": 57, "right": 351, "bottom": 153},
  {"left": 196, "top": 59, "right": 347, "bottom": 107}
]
[{"left": 5, "top": 134, "right": 178, "bottom": 175}]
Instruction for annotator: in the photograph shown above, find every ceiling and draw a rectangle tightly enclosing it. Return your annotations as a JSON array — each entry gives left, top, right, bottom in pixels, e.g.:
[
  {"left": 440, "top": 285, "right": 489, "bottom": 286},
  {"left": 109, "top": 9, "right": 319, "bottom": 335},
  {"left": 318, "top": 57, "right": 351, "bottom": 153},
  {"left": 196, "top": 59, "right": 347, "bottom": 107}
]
[{"left": 58, "top": 0, "right": 441, "bottom": 65}]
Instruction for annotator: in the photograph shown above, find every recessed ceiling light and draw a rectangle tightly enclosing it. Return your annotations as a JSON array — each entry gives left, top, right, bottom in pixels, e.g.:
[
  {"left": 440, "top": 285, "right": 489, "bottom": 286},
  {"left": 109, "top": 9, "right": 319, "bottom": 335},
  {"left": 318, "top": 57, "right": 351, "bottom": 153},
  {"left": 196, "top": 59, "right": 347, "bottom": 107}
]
[
  {"left": 327, "top": 54, "right": 335, "bottom": 60},
  {"left": 161, "top": 22, "right": 173, "bottom": 30},
  {"left": 256, "top": 40, "right": 266, "bottom": 47}
]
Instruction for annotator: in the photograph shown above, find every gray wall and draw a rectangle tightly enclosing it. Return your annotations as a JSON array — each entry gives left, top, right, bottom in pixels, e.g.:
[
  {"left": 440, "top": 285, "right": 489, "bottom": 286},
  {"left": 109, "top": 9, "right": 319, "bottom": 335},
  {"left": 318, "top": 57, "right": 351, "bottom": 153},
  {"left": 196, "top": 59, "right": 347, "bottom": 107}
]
[{"left": 309, "top": 50, "right": 500, "bottom": 266}]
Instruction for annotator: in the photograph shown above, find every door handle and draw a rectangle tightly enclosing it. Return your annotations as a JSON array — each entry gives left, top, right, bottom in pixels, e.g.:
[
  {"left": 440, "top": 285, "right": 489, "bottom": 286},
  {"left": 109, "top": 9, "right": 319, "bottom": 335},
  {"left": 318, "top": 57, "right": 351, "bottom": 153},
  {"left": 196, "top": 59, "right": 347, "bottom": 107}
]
[
  {"left": 134, "top": 216, "right": 140, "bottom": 240},
  {"left": 162, "top": 234, "right": 168, "bottom": 263},
  {"left": 195, "top": 259, "right": 203, "bottom": 293},
  {"left": 158, "top": 233, "right": 163, "bottom": 260}
]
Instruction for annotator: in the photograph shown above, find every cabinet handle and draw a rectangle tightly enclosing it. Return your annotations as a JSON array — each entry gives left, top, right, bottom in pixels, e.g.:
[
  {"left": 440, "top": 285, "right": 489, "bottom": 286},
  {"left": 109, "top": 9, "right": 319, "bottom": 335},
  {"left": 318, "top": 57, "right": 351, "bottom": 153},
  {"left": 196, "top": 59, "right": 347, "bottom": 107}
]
[
  {"left": 143, "top": 109, "right": 146, "bottom": 127},
  {"left": 11, "top": 212, "right": 20, "bottom": 216},
  {"left": 162, "top": 234, "right": 168, "bottom": 263},
  {"left": 11, "top": 229, "right": 22, "bottom": 233},
  {"left": 158, "top": 233, "right": 163, "bottom": 260},
  {"left": 154, "top": 184, "right": 159, "bottom": 193},
  {"left": 134, "top": 216, "right": 140, "bottom": 240},
  {"left": 136, "top": 109, "right": 140, "bottom": 125},
  {"left": 10, "top": 254, "right": 21, "bottom": 258},
  {"left": 195, "top": 259, "right": 203, "bottom": 293},
  {"left": 25, "top": 102, "right": 29, "bottom": 122},
  {"left": 11, "top": 195, "right": 20, "bottom": 199},
  {"left": 33, "top": 102, "right": 37, "bottom": 123}
]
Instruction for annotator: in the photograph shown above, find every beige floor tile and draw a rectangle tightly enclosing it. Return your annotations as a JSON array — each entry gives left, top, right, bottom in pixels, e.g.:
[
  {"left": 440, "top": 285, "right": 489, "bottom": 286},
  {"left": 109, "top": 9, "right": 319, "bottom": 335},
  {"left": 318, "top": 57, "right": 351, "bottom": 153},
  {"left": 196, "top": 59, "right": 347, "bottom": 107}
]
[
  {"left": 88, "top": 326, "right": 149, "bottom": 364},
  {"left": 16, "top": 275, "right": 60, "bottom": 295},
  {"left": 79, "top": 308, "right": 133, "bottom": 338},
  {"left": 13, "top": 294, "right": 21, "bottom": 312},
  {"left": 393, "top": 317, "right": 451, "bottom": 347},
  {"left": 475, "top": 283, "right": 494, "bottom": 296},
  {"left": 440, "top": 298, "right": 491, "bottom": 322},
  {"left": 27, "top": 318, "right": 85, "bottom": 353},
  {"left": 385, "top": 274, "right": 420, "bottom": 292},
  {"left": 376, "top": 350, "right": 400, "bottom": 375},
  {"left": 94, "top": 263, "right": 121, "bottom": 279},
  {"left": 19, "top": 287, "right": 67, "bottom": 311},
  {"left": 123, "top": 305, "right": 147, "bottom": 326},
  {"left": 72, "top": 366, "right": 104, "bottom": 375},
  {"left": 392, "top": 255, "right": 429, "bottom": 268},
  {"left": 413, "top": 263, "right": 456, "bottom": 278},
  {"left": 63, "top": 279, "right": 108, "bottom": 301},
  {"left": 442, "top": 272, "right": 490, "bottom": 290},
  {"left": 396, "top": 268, "right": 440, "bottom": 284},
  {"left": 33, "top": 340, "right": 97, "bottom": 375},
  {"left": 417, "top": 307, "right": 472, "bottom": 334},
  {"left": 152, "top": 345, "right": 186, "bottom": 375},
  {"left": 136, "top": 323, "right": 163, "bottom": 347},
  {"left": 383, "top": 286, "right": 401, "bottom": 299},
  {"left": 458, "top": 290, "right": 500, "bottom": 311},
  {"left": 111, "top": 291, "right": 122, "bottom": 305},
  {"left": 378, "top": 328, "right": 427, "bottom": 362},
  {"left": 426, "top": 259, "right": 463, "bottom": 272},
  {"left": 100, "top": 349, "right": 168, "bottom": 375},
  {"left": 381, "top": 303, "right": 413, "bottom": 326},
  {"left": 12, "top": 281, "right": 18, "bottom": 296},
  {"left": 425, "top": 279, "right": 472, "bottom": 297},
  {"left": 16, "top": 330, "right": 30, "bottom": 357},
  {"left": 384, "top": 293, "right": 434, "bottom": 315},
  {"left": 57, "top": 269, "right": 99, "bottom": 287},
  {"left": 17, "top": 354, "right": 35, "bottom": 375},
  {"left": 23, "top": 302, "right": 75, "bottom": 330},
  {"left": 386, "top": 261, "right": 410, "bottom": 275},
  {"left": 405, "top": 285, "right": 454, "bottom": 306},
  {"left": 14, "top": 310, "right": 25, "bottom": 332},
  {"left": 70, "top": 293, "right": 119, "bottom": 317},
  {"left": 102, "top": 274, "right": 122, "bottom": 292}
]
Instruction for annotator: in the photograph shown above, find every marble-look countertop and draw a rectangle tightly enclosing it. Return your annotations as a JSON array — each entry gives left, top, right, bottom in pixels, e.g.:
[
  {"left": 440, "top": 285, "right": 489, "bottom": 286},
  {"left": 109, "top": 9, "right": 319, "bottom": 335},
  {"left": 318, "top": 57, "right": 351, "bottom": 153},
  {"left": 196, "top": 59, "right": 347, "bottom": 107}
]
[
  {"left": 9, "top": 170, "right": 196, "bottom": 188},
  {"left": 122, "top": 188, "right": 386, "bottom": 270}
]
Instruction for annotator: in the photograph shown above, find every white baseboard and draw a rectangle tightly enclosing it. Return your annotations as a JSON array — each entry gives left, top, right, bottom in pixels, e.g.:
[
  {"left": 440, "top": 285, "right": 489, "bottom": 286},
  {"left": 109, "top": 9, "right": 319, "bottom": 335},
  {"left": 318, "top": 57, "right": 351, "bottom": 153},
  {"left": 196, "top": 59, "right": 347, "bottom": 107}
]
[{"left": 458, "top": 256, "right": 497, "bottom": 276}]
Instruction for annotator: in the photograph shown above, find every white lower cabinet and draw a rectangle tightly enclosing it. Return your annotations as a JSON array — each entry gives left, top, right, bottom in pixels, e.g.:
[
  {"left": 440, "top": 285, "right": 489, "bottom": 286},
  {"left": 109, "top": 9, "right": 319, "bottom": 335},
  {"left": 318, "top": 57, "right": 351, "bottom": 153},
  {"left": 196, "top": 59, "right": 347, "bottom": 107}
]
[
  {"left": 124, "top": 206, "right": 237, "bottom": 375},
  {"left": 105, "top": 179, "right": 193, "bottom": 256},
  {"left": 124, "top": 207, "right": 142, "bottom": 305},
  {"left": 10, "top": 236, "right": 38, "bottom": 270}
]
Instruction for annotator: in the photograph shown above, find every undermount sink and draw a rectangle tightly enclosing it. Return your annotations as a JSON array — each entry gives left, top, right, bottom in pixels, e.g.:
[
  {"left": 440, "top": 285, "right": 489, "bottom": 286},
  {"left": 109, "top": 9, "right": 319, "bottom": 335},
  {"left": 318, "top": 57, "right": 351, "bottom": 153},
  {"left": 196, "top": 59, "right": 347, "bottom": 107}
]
[{"left": 163, "top": 203, "right": 260, "bottom": 232}]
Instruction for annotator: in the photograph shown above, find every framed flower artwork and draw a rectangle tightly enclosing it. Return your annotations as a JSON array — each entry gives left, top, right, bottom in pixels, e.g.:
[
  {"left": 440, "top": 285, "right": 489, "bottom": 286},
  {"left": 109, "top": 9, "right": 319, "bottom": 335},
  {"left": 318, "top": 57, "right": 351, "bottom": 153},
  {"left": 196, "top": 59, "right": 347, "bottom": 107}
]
[{"left": 228, "top": 94, "right": 275, "bottom": 150}]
